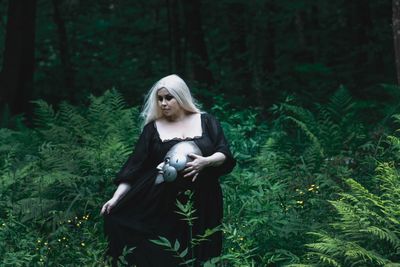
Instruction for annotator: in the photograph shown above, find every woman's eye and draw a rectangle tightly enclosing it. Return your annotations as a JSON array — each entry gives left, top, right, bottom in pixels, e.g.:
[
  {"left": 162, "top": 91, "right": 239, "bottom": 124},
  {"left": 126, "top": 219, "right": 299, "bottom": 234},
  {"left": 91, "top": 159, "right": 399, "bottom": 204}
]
[{"left": 158, "top": 95, "right": 174, "bottom": 101}]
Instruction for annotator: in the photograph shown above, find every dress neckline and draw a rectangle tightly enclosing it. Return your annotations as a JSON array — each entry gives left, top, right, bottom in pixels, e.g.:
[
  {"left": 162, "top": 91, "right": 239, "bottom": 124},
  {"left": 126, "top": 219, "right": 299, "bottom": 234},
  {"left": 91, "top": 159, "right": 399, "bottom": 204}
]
[{"left": 154, "top": 113, "right": 205, "bottom": 143}]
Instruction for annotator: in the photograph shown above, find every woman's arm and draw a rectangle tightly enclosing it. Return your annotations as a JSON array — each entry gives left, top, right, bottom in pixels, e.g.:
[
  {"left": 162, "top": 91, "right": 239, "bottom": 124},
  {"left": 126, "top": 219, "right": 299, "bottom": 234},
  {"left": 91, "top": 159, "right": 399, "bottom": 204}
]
[
  {"left": 183, "top": 152, "right": 226, "bottom": 181},
  {"left": 203, "top": 152, "right": 226, "bottom": 167},
  {"left": 112, "top": 182, "right": 132, "bottom": 201},
  {"left": 100, "top": 182, "right": 131, "bottom": 215}
]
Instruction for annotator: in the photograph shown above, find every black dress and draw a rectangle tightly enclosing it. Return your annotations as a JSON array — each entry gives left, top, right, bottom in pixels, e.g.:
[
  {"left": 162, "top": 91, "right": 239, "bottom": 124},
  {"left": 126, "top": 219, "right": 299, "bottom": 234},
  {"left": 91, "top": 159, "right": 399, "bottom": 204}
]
[{"left": 103, "top": 113, "right": 236, "bottom": 266}]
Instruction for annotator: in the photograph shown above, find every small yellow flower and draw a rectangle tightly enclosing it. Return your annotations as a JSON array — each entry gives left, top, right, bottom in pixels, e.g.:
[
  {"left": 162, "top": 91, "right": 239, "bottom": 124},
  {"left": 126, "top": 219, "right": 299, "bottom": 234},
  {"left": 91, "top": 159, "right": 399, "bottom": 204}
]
[
  {"left": 81, "top": 242, "right": 85, "bottom": 247},
  {"left": 44, "top": 242, "right": 48, "bottom": 246},
  {"left": 58, "top": 239, "right": 61, "bottom": 242},
  {"left": 37, "top": 239, "right": 41, "bottom": 243},
  {"left": 67, "top": 220, "right": 71, "bottom": 223}
]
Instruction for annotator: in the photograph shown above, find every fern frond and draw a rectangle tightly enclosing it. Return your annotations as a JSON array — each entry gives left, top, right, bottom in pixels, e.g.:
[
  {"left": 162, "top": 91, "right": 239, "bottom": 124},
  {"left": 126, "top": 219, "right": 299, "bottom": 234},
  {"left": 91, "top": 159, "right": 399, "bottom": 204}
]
[
  {"left": 32, "top": 100, "right": 57, "bottom": 129},
  {"left": 279, "top": 103, "right": 317, "bottom": 127},
  {"left": 286, "top": 264, "right": 317, "bottom": 267},
  {"left": 306, "top": 252, "right": 342, "bottom": 267},
  {"left": 360, "top": 226, "right": 400, "bottom": 250},
  {"left": 329, "top": 201, "right": 364, "bottom": 230},
  {"left": 307, "top": 232, "right": 389, "bottom": 266},
  {"left": 342, "top": 245, "right": 387, "bottom": 266},
  {"left": 285, "top": 116, "right": 324, "bottom": 157},
  {"left": 326, "top": 85, "right": 354, "bottom": 121},
  {"left": 106, "top": 88, "right": 127, "bottom": 112},
  {"left": 344, "top": 179, "right": 384, "bottom": 209},
  {"left": 58, "top": 102, "right": 90, "bottom": 134}
]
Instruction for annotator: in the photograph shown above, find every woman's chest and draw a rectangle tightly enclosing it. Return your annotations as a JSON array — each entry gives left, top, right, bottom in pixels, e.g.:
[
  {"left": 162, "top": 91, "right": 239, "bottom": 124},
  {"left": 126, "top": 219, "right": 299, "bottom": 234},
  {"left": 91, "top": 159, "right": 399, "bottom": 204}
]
[
  {"left": 155, "top": 114, "right": 203, "bottom": 142},
  {"left": 156, "top": 123, "right": 202, "bottom": 141}
]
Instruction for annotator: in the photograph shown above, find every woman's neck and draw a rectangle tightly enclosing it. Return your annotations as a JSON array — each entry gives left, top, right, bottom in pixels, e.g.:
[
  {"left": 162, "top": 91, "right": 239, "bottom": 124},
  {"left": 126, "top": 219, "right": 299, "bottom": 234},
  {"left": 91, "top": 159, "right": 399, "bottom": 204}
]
[{"left": 164, "top": 110, "right": 187, "bottom": 122}]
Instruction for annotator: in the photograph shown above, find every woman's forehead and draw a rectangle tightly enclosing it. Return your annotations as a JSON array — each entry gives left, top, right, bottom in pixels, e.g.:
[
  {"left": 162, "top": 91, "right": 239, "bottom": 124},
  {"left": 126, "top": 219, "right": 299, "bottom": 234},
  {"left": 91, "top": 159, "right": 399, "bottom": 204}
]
[{"left": 157, "top": 88, "right": 171, "bottom": 95}]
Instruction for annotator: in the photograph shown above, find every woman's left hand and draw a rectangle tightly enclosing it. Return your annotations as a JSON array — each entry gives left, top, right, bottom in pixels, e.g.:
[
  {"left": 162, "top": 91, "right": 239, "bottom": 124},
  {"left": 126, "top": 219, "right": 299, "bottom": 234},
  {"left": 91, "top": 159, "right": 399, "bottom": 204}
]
[{"left": 183, "top": 154, "right": 209, "bottom": 182}]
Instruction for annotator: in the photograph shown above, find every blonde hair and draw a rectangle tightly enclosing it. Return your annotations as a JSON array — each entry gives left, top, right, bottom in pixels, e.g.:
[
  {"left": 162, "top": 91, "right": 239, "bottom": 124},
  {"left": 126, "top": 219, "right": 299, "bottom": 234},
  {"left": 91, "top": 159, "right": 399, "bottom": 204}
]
[{"left": 141, "top": 74, "right": 201, "bottom": 125}]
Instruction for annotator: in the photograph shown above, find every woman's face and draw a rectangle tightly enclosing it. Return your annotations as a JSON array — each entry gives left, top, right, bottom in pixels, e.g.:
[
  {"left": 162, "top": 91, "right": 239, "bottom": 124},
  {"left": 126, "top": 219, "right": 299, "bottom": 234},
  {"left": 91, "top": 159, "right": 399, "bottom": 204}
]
[{"left": 157, "top": 88, "right": 183, "bottom": 119}]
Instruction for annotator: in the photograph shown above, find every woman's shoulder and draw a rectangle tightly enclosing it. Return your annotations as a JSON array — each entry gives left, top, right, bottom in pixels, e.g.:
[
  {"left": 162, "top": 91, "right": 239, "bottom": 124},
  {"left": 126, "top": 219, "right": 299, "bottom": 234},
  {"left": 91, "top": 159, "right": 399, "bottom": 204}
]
[
  {"left": 141, "top": 120, "right": 157, "bottom": 135},
  {"left": 200, "top": 111, "right": 212, "bottom": 120},
  {"left": 200, "top": 112, "right": 220, "bottom": 124}
]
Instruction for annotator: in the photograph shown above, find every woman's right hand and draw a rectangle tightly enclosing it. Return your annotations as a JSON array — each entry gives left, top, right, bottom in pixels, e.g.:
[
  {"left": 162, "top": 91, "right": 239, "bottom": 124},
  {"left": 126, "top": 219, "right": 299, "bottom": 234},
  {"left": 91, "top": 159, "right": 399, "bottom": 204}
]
[{"left": 100, "top": 197, "right": 119, "bottom": 215}]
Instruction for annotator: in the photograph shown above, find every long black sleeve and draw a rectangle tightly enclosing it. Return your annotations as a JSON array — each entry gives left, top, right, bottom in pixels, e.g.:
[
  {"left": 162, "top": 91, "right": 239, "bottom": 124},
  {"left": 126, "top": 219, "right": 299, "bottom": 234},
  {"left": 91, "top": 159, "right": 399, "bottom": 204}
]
[
  {"left": 204, "top": 113, "right": 236, "bottom": 176},
  {"left": 113, "top": 123, "right": 155, "bottom": 185}
]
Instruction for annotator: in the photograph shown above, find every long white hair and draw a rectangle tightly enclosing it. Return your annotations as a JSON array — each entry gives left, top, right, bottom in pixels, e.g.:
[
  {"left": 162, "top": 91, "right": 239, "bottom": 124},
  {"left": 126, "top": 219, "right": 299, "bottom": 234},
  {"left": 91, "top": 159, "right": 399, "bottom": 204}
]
[{"left": 141, "top": 74, "right": 201, "bottom": 125}]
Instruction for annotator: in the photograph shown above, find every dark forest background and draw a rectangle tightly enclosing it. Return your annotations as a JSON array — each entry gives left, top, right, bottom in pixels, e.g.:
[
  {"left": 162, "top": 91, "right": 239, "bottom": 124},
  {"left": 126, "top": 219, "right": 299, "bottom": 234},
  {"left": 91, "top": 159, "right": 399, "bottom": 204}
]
[
  {"left": 3, "top": 1, "right": 400, "bottom": 266},
  {"left": 0, "top": 0, "right": 397, "bottom": 122}
]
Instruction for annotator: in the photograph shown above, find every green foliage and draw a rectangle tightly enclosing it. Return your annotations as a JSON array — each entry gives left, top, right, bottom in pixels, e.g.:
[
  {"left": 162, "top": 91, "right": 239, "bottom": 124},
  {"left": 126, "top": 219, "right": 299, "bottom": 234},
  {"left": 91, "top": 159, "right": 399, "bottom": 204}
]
[
  {"left": 293, "top": 124, "right": 400, "bottom": 266},
  {"left": 1, "top": 87, "right": 400, "bottom": 266},
  {"left": 0, "top": 89, "right": 139, "bottom": 266},
  {"left": 297, "top": 162, "right": 400, "bottom": 266},
  {"left": 272, "top": 86, "right": 365, "bottom": 159},
  {"left": 218, "top": 86, "right": 390, "bottom": 266}
]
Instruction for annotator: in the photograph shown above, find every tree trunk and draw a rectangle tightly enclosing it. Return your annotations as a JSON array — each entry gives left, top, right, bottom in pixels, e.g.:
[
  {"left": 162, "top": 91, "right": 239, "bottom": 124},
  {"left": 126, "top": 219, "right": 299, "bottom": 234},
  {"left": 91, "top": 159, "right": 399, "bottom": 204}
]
[
  {"left": 52, "top": 0, "right": 75, "bottom": 102},
  {"left": 264, "top": 0, "right": 276, "bottom": 75},
  {"left": 225, "top": 2, "right": 251, "bottom": 96},
  {"left": 310, "top": 5, "right": 320, "bottom": 60},
  {"left": 344, "top": 0, "right": 373, "bottom": 96},
  {"left": 393, "top": 0, "right": 400, "bottom": 85},
  {"left": 167, "top": 0, "right": 173, "bottom": 72},
  {"left": 0, "top": 0, "right": 37, "bottom": 120},
  {"left": 181, "top": 0, "right": 214, "bottom": 85},
  {"left": 295, "top": 10, "right": 307, "bottom": 48},
  {"left": 166, "top": 0, "right": 183, "bottom": 74},
  {"left": 351, "top": 0, "right": 372, "bottom": 68},
  {"left": 250, "top": 0, "right": 276, "bottom": 112}
]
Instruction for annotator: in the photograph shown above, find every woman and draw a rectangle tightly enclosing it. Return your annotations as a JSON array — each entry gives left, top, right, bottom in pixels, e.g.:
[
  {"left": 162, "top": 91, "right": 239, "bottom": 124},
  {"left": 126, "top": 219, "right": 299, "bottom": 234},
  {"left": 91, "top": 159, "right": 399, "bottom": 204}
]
[{"left": 101, "top": 74, "right": 236, "bottom": 266}]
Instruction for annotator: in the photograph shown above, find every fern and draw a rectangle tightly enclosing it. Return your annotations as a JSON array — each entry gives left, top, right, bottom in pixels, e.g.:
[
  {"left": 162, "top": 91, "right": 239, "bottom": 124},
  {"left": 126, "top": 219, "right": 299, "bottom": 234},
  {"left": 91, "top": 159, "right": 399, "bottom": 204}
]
[
  {"left": 300, "top": 161, "right": 400, "bottom": 266},
  {"left": 0, "top": 90, "right": 141, "bottom": 228},
  {"left": 326, "top": 86, "right": 355, "bottom": 122},
  {"left": 285, "top": 116, "right": 324, "bottom": 157}
]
